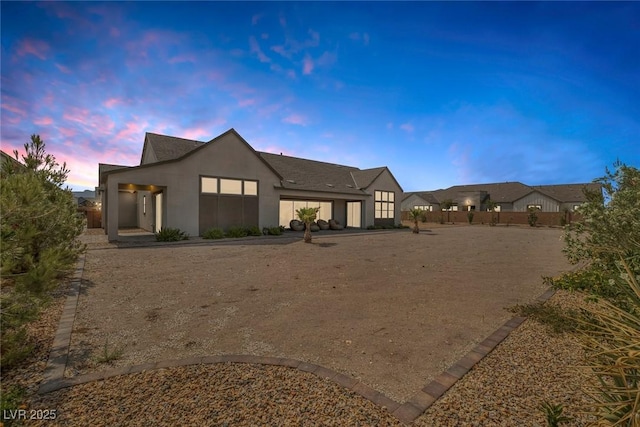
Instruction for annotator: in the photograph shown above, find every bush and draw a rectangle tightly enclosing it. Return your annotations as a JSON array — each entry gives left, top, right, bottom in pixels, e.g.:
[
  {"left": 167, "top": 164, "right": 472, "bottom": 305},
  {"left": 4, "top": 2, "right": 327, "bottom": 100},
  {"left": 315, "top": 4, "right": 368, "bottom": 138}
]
[
  {"left": 560, "top": 162, "right": 640, "bottom": 305},
  {"left": 246, "top": 226, "right": 262, "bottom": 236},
  {"left": 467, "top": 211, "right": 474, "bottom": 224},
  {"left": 226, "top": 226, "right": 248, "bottom": 238},
  {"left": 155, "top": 227, "right": 188, "bottom": 242},
  {"left": 0, "top": 289, "right": 43, "bottom": 370},
  {"left": 527, "top": 207, "right": 539, "bottom": 227},
  {"left": 202, "top": 227, "right": 224, "bottom": 239},
  {"left": 267, "top": 226, "right": 282, "bottom": 236}
]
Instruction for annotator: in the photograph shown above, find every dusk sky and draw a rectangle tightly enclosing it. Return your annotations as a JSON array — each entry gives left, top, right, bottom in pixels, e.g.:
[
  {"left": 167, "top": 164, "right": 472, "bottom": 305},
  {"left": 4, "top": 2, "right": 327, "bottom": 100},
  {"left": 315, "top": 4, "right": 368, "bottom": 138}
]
[{"left": 1, "top": 2, "right": 638, "bottom": 192}]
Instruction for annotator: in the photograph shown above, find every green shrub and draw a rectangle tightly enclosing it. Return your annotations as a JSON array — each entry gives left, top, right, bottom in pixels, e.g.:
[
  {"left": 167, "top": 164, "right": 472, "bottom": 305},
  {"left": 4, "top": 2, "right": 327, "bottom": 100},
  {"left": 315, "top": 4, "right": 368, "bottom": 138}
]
[
  {"left": 267, "top": 226, "right": 282, "bottom": 236},
  {"left": 246, "top": 226, "right": 262, "bottom": 236},
  {"left": 155, "top": 227, "right": 188, "bottom": 242},
  {"left": 540, "top": 401, "right": 572, "bottom": 426},
  {"left": 527, "top": 207, "right": 539, "bottom": 227},
  {"left": 0, "top": 289, "right": 43, "bottom": 370},
  {"left": 1, "top": 385, "right": 26, "bottom": 425},
  {"left": 467, "top": 211, "right": 474, "bottom": 224},
  {"left": 226, "top": 226, "right": 248, "bottom": 238},
  {"left": 202, "top": 227, "right": 225, "bottom": 239}
]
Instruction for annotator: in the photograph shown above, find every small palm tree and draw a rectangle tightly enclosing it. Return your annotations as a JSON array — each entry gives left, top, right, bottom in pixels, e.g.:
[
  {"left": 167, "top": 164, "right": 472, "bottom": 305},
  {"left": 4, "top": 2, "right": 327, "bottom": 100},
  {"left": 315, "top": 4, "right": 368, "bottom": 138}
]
[
  {"left": 441, "top": 199, "right": 453, "bottom": 223},
  {"left": 486, "top": 199, "right": 498, "bottom": 226},
  {"left": 296, "top": 207, "right": 319, "bottom": 243},
  {"left": 408, "top": 208, "right": 423, "bottom": 234}
]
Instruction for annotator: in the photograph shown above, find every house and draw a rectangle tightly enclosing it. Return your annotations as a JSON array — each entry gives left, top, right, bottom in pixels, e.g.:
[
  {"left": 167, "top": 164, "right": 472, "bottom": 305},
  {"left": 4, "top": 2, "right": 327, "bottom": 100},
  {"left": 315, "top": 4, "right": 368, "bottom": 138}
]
[
  {"left": 402, "top": 181, "right": 602, "bottom": 213},
  {"left": 98, "top": 129, "right": 403, "bottom": 241},
  {"left": 0, "top": 150, "right": 24, "bottom": 173}
]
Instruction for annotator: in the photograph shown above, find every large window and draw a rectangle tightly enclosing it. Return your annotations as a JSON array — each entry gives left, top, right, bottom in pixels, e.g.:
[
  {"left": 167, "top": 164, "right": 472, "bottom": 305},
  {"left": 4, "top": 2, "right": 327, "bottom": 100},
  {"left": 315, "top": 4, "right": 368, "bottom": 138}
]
[
  {"left": 375, "top": 190, "right": 395, "bottom": 219},
  {"left": 279, "top": 200, "right": 332, "bottom": 228},
  {"left": 201, "top": 177, "right": 257, "bottom": 196}
]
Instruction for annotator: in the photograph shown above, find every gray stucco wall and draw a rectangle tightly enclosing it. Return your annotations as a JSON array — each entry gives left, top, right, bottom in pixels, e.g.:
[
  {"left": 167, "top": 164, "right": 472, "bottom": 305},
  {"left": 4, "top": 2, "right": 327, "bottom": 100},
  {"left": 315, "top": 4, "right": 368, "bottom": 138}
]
[
  {"left": 105, "top": 132, "right": 281, "bottom": 240},
  {"left": 365, "top": 169, "right": 403, "bottom": 227},
  {"left": 118, "top": 191, "right": 137, "bottom": 227}
]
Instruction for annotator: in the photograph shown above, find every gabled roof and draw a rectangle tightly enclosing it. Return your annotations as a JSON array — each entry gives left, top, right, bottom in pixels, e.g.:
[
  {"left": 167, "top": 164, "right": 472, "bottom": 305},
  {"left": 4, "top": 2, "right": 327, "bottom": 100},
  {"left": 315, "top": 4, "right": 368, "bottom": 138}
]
[
  {"left": 432, "top": 182, "right": 532, "bottom": 204},
  {"left": 258, "top": 152, "right": 367, "bottom": 195},
  {"left": 531, "top": 183, "right": 602, "bottom": 203},
  {"left": 402, "top": 191, "right": 440, "bottom": 205},
  {"left": 406, "top": 181, "right": 602, "bottom": 205},
  {"left": 142, "top": 133, "right": 205, "bottom": 164}
]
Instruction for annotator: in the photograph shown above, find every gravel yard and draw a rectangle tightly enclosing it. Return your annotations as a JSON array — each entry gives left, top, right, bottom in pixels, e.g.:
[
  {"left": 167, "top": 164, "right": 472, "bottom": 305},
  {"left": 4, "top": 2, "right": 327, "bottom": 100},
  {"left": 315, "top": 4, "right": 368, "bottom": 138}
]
[
  {"left": 65, "top": 225, "right": 571, "bottom": 404},
  {"left": 10, "top": 225, "right": 595, "bottom": 425}
]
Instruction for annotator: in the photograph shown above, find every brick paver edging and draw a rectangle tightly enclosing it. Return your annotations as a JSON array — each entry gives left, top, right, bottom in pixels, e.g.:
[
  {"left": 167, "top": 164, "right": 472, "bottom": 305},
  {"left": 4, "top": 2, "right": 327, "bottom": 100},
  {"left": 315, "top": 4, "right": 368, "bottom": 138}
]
[
  {"left": 39, "top": 253, "right": 556, "bottom": 425},
  {"left": 40, "top": 254, "right": 86, "bottom": 387}
]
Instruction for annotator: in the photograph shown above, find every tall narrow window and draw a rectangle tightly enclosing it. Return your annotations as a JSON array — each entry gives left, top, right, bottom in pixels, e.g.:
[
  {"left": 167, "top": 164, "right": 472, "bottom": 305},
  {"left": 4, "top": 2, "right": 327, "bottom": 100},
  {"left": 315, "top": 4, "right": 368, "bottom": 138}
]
[{"left": 143, "top": 195, "right": 146, "bottom": 215}]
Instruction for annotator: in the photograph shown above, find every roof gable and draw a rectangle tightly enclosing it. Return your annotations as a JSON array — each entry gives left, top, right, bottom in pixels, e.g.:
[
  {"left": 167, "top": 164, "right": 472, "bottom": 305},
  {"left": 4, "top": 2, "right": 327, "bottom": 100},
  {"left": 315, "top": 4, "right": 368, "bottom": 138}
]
[{"left": 142, "top": 133, "right": 205, "bottom": 165}]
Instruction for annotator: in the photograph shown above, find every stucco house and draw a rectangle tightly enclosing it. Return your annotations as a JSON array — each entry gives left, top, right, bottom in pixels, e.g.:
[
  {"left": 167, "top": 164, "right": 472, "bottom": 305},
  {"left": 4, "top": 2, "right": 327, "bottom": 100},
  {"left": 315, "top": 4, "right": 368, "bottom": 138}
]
[
  {"left": 402, "top": 181, "right": 602, "bottom": 213},
  {"left": 98, "top": 129, "right": 403, "bottom": 241}
]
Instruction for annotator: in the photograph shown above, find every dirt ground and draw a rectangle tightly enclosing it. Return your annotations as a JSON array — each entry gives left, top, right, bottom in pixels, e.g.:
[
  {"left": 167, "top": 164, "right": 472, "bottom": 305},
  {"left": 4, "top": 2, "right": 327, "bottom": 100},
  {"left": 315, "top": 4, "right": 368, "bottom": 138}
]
[{"left": 68, "top": 225, "right": 572, "bottom": 402}]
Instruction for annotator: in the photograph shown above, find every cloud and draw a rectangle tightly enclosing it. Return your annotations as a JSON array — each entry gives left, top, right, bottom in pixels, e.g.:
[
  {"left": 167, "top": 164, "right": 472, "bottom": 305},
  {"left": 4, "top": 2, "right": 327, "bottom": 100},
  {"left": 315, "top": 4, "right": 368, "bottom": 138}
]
[
  {"left": 386, "top": 122, "right": 393, "bottom": 130},
  {"left": 15, "top": 38, "right": 49, "bottom": 60},
  {"left": 251, "top": 14, "right": 261, "bottom": 25},
  {"left": 282, "top": 114, "right": 308, "bottom": 126},
  {"left": 238, "top": 98, "right": 256, "bottom": 107},
  {"left": 168, "top": 54, "right": 196, "bottom": 64},
  {"left": 249, "top": 36, "right": 270, "bottom": 63},
  {"left": 349, "top": 32, "right": 370, "bottom": 46},
  {"left": 400, "top": 123, "right": 414, "bottom": 133},
  {"left": 34, "top": 117, "right": 53, "bottom": 126},
  {"left": 55, "top": 63, "right": 71, "bottom": 74},
  {"left": 302, "top": 55, "right": 314, "bottom": 75}
]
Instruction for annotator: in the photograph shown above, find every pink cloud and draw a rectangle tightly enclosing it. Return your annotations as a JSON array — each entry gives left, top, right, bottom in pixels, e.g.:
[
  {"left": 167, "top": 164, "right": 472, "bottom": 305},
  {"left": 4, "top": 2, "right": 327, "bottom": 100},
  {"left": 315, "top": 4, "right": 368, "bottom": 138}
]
[
  {"left": 286, "top": 69, "right": 297, "bottom": 79},
  {"left": 251, "top": 14, "right": 261, "bottom": 25},
  {"left": 400, "top": 123, "right": 414, "bottom": 133},
  {"left": 59, "top": 127, "right": 77, "bottom": 138},
  {"left": 317, "top": 51, "right": 336, "bottom": 67},
  {"left": 103, "top": 98, "right": 122, "bottom": 108},
  {"left": 279, "top": 14, "right": 287, "bottom": 28},
  {"left": 261, "top": 33, "right": 269, "bottom": 40},
  {"left": 249, "top": 36, "right": 270, "bottom": 63},
  {"left": 238, "top": 98, "right": 256, "bottom": 107},
  {"left": 181, "top": 128, "right": 210, "bottom": 141},
  {"left": 282, "top": 114, "right": 308, "bottom": 126},
  {"left": 168, "top": 54, "right": 195, "bottom": 64},
  {"left": 16, "top": 38, "right": 49, "bottom": 60},
  {"left": 363, "top": 33, "right": 370, "bottom": 45},
  {"left": 34, "top": 117, "right": 53, "bottom": 126},
  {"left": 55, "top": 63, "right": 72, "bottom": 74},
  {"left": 110, "top": 27, "right": 120, "bottom": 38},
  {"left": 386, "top": 122, "right": 393, "bottom": 129},
  {"left": 302, "top": 55, "right": 314, "bottom": 75}
]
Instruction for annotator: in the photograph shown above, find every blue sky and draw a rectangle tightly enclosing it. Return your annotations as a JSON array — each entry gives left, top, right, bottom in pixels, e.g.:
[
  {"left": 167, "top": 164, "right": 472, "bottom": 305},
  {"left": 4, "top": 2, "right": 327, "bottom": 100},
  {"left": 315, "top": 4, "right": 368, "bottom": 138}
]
[{"left": 1, "top": 2, "right": 638, "bottom": 191}]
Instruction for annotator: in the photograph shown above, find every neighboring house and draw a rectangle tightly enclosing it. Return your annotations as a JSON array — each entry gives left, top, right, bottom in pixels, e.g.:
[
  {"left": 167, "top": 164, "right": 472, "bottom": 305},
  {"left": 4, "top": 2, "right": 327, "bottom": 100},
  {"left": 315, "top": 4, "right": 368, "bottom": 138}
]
[
  {"left": 0, "top": 150, "right": 24, "bottom": 173},
  {"left": 402, "top": 181, "right": 601, "bottom": 213},
  {"left": 72, "top": 190, "right": 99, "bottom": 207},
  {"left": 99, "top": 128, "right": 403, "bottom": 241}
]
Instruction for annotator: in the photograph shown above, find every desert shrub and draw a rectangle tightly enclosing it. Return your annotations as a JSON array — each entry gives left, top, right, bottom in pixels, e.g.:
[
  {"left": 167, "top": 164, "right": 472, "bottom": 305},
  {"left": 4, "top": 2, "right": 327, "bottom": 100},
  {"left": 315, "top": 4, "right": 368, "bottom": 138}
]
[
  {"left": 245, "top": 226, "right": 262, "bottom": 236},
  {"left": 226, "top": 226, "right": 248, "bottom": 238},
  {"left": 578, "top": 257, "right": 640, "bottom": 425},
  {"left": 1, "top": 385, "right": 26, "bottom": 426},
  {"left": 202, "top": 227, "right": 224, "bottom": 239},
  {"left": 540, "top": 401, "right": 572, "bottom": 426},
  {"left": 527, "top": 207, "right": 539, "bottom": 227},
  {"left": 155, "top": 227, "right": 188, "bottom": 242},
  {"left": 0, "top": 288, "right": 43, "bottom": 370},
  {"left": 267, "top": 227, "right": 282, "bottom": 236},
  {"left": 559, "top": 162, "right": 640, "bottom": 306}
]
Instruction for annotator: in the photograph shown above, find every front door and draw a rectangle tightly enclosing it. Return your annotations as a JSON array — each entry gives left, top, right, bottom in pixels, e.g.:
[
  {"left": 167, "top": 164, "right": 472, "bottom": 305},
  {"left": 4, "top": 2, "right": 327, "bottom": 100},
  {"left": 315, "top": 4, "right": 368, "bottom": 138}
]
[{"left": 346, "top": 201, "right": 361, "bottom": 228}]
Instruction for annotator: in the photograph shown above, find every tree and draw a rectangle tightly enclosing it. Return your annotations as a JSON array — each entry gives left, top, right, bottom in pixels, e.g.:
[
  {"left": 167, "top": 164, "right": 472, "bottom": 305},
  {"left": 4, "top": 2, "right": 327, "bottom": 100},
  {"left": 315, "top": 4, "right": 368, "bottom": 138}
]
[
  {"left": 486, "top": 199, "right": 498, "bottom": 226},
  {"left": 296, "top": 207, "right": 319, "bottom": 243},
  {"left": 441, "top": 199, "right": 453, "bottom": 223},
  {"left": 1, "top": 134, "right": 84, "bottom": 293},
  {"left": 408, "top": 208, "right": 423, "bottom": 234}
]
